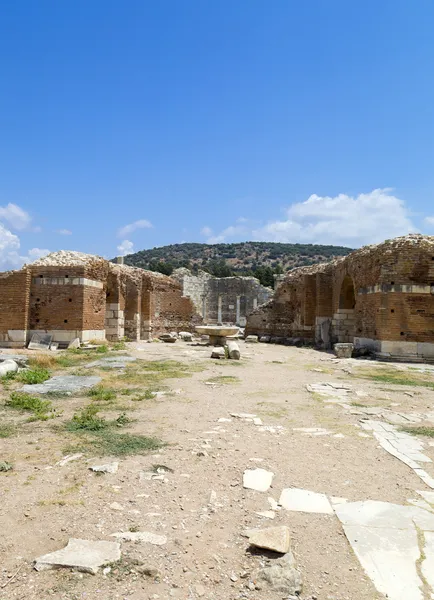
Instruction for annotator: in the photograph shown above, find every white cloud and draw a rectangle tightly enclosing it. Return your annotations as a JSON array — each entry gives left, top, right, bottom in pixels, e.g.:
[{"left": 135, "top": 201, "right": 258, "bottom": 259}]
[
  {"left": 56, "top": 228, "right": 72, "bottom": 235},
  {"left": 0, "top": 203, "right": 32, "bottom": 231},
  {"left": 0, "top": 221, "right": 50, "bottom": 269},
  {"left": 253, "top": 188, "right": 415, "bottom": 247},
  {"left": 118, "top": 219, "right": 152, "bottom": 238},
  {"left": 204, "top": 189, "right": 416, "bottom": 248},
  {"left": 117, "top": 239, "right": 134, "bottom": 256},
  {"left": 424, "top": 216, "right": 434, "bottom": 227}
]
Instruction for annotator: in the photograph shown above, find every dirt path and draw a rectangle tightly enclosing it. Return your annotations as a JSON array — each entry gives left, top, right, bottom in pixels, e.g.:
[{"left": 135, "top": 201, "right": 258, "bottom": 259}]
[{"left": 1, "top": 341, "right": 434, "bottom": 599}]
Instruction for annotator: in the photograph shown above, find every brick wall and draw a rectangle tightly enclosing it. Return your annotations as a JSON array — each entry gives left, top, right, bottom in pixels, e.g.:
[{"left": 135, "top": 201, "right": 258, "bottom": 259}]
[
  {"left": 0, "top": 269, "right": 31, "bottom": 339},
  {"left": 246, "top": 235, "right": 434, "bottom": 351}
]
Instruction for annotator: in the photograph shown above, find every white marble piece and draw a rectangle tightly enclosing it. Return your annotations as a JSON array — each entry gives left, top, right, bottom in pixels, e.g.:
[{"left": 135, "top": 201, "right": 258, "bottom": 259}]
[
  {"left": 335, "top": 500, "right": 434, "bottom": 600},
  {"left": 417, "top": 490, "right": 434, "bottom": 504},
  {"left": 243, "top": 468, "right": 274, "bottom": 492},
  {"left": 279, "top": 488, "right": 334, "bottom": 515}
]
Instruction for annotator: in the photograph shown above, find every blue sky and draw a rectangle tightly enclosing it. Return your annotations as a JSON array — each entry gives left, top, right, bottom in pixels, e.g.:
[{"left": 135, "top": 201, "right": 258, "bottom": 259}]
[{"left": 1, "top": 0, "right": 434, "bottom": 267}]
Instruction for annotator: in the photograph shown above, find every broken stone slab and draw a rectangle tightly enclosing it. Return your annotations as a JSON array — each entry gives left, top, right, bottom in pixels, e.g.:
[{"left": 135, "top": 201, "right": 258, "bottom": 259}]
[
  {"left": 279, "top": 488, "right": 334, "bottom": 514},
  {"left": 34, "top": 538, "right": 121, "bottom": 574},
  {"left": 21, "top": 375, "right": 101, "bottom": 395},
  {"left": 179, "top": 331, "right": 193, "bottom": 341},
  {"left": 211, "top": 347, "right": 226, "bottom": 359},
  {"left": 68, "top": 337, "right": 81, "bottom": 350},
  {"left": 248, "top": 526, "right": 291, "bottom": 553},
  {"left": 0, "top": 359, "right": 18, "bottom": 377},
  {"left": 335, "top": 500, "right": 434, "bottom": 600},
  {"left": 111, "top": 531, "right": 167, "bottom": 545},
  {"left": 245, "top": 335, "right": 259, "bottom": 343},
  {"left": 257, "top": 551, "right": 302, "bottom": 595},
  {"left": 159, "top": 334, "right": 177, "bottom": 343},
  {"left": 89, "top": 462, "right": 119, "bottom": 474},
  {"left": 49, "top": 342, "right": 59, "bottom": 351},
  {"left": 85, "top": 356, "right": 137, "bottom": 369},
  {"left": 227, "top": 340, "right": 240, "bottom": 360},
  {"left": 334, "top": 343, "right": 354, "bottom": 358},
  {"left": 243, "top": 468, "right": 274, "bottom": 492},
  {"left": 259, "top": 335, "right": 271, "bottom": 343},
  {"left": 28, "top": 333, "right": 53, "bottom": 350}
]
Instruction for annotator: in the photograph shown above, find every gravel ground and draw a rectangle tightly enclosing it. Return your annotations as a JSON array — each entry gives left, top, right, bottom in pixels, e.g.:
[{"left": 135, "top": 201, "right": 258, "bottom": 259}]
[{"left": 1, "top": 341, "right": 434, "bottom": 600}]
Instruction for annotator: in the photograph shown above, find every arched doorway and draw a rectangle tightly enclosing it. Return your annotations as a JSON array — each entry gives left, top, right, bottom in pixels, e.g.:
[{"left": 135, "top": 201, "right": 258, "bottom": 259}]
[
  {"left": 334, "top": 275, "right": 356, "bottom": 342},
  {"left": 339, "top": 275, "right": 356, "bottom": 310}
]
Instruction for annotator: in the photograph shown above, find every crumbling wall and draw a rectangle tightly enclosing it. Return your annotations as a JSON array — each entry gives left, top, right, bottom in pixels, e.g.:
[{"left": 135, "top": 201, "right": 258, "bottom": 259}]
[
  {"left": 173, "top": 268, "right": 273, "bottom": 326},
  {"left": 246, "top": 235, "right": 434, "bottom": 360},
  {"left": 147, "top": 272, "right": 201, "bottom": 336}
]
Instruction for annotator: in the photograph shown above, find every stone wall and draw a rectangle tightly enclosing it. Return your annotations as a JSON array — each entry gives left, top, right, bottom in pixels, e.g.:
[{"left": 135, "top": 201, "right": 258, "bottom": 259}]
[
  {"left": 173, "top": 268, "right": 273, "bottom": 326},
  {"left": 246, "top": 235, "right": 434, "bottom": 361}
]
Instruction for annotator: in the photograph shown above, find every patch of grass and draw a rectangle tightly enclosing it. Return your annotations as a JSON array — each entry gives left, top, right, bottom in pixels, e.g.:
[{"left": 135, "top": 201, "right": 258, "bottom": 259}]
[
  {"left": 131, "top": 389, "right": 156, "bottom": 401},
  {"left": 355, "top": 367, "right": 434, "bottom": 390},
  {"left": 0, "top": 422, "right": 16, "bottom": 438},
  {"left": 65, "top": 431, "right": 164, "bottom": 457},
  {"left": 0, "top": 461, "right": 13, "bottom": 472},
  {"left": 87, "top": 385, "right": 117, "bottom": 402},
  {"left": 111, "top": 341, "right": 127, "bottom": 351},
  {"left": 401, "top": 426, "right": 434, "bottom": 438},
  {"left": 6, "top": 391, "right": 55, "bottom": 420},
  {"left": 205, "top": 375, "right": 240, "bottom": 385},
  {"left": 66, "top": 405, "right": 108, "bottom": 432},
  {"left": 117, "top": 360, "right": 201, "bottom": 387},
  {"left": 16, "top": 367, "right": 50, "bottom": 385}
]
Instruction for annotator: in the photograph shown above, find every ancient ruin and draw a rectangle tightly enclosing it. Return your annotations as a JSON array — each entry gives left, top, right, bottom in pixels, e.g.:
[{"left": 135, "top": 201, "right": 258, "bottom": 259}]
[
  {"left": 172, "top": 268, "right": 273, "bottom": 326},
  {"left": 0, "top": 251, "right": 201, "bottom": 347},
  {"left": 246, "top": 234, "right": 434, "bottom": 362}
]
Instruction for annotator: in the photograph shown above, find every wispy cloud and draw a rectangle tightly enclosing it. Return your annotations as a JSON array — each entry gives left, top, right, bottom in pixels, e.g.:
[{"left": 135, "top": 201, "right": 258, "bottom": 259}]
[
  {"left": 424, "top": 216, "right": 434, "bottom": 227},
  {"left": 0, "top": 203, "right": 33, "bottom": 231},
  {"left": 56, "top": 228, "right": 72, "bottom": 235},
  {"left": 117, "top": 239, "right": 134, "bottom": 256},
  {"left": 118, "top": 219, "right": 152, "bottom": 238}
]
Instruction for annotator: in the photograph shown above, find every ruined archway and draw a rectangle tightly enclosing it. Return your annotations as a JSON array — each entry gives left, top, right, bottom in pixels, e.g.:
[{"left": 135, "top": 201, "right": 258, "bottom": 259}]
[{"left": 339, "top": 275, "right": 356, "bottom": 310}]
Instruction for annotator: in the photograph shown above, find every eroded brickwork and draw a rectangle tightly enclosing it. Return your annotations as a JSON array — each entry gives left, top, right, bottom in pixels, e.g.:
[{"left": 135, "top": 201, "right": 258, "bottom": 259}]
[
  {"left": 246, "top": 235, "right": 434, "bottom": 361},
  {"left": 0, "top": 252, "right": 202, "bottom": 346}
]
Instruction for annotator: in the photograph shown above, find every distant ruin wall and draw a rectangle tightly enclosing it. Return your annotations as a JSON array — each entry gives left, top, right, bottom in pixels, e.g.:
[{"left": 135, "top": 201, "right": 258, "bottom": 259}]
[
  {"left": 173, "top": 268, "right": 273, "bottom": 326},
  {"left": 246, "top": 235, "right": 434, "bottom": 361}
]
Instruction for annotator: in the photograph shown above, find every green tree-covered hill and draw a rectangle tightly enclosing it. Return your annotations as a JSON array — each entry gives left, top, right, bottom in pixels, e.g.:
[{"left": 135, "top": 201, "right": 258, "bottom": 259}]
[{"left": 123, "top": 241, "right": 352, "bottom": 288}]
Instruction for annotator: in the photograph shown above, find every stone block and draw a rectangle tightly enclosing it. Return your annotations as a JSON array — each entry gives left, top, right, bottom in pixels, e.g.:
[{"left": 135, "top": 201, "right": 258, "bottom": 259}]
[
  {"left": 334, "top": 343, "right": 354, "bottom": 358},
  {"left": 381, "top": 341, "right": 418, "bottom": 356}
]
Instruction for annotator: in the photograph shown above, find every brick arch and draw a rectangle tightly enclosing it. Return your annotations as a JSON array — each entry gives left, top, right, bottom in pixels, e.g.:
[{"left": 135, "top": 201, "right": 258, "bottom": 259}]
[{"left": 339, "top": 275, "right": 356, "bottom": 310}]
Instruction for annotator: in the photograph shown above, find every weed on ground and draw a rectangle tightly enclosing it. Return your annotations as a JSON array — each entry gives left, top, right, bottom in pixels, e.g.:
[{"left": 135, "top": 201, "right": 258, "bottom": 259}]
[
  {"left": 64, "top": 430, "right": 164, "bottom": 457},
  {"left": 354, "top": 367, "right": 434, "bottom": 390},
  {"left": 205, "top": 375, "right": 240, "bottom": 385},
  {"left": 87, "top": 385, "right": 117, "bottom": 402},
  {"left": 0, "top": 422, "right": 16, "bottom": 438},
  {"left": 0, "top": 461, "right": 13, "bottom": 472},
  {"left": 401, "top": 426, "right": 434, "bottom": 438},
  {"left": 5, "top": 391, "right": 55, "bottom": 421},
  {"left": 16, "top": 367, "right": 51, "bottom": 385}
]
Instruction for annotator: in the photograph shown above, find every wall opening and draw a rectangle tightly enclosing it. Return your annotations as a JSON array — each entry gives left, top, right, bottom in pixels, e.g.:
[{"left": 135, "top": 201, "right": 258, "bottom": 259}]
[{"left": 339, "top": 275, "right": 356, "bottom": 310}]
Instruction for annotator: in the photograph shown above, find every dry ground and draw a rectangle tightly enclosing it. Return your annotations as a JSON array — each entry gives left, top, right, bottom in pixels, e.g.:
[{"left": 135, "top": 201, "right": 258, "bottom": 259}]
[{"left": 1, "top": 340, "right": 434, "bottom": 600}]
